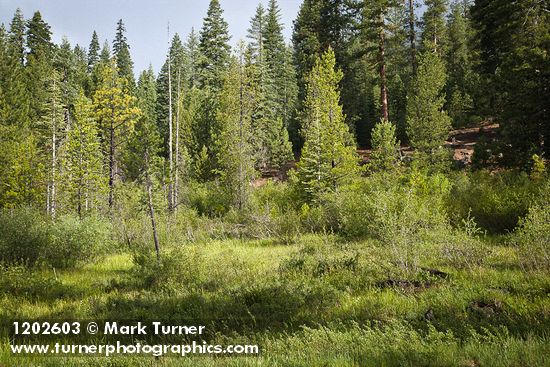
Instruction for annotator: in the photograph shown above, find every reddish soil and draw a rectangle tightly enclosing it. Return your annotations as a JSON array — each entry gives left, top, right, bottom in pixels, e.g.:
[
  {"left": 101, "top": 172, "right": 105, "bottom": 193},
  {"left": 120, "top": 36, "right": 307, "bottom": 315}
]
[{"left": 253, "top": 121, "right": 500, "bottom": 185}]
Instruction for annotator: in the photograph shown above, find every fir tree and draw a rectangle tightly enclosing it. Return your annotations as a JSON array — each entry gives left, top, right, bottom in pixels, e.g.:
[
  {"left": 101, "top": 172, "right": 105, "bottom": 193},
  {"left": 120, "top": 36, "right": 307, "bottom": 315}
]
[
  {"left": 198, "top": 0, "right": 231, "bottom": 91},
  {"left": 472, "top": 0, "right": 549, "bottom": 165},
  {"left": 296, "top": 48, "right": 359, "bottom": 201},
  {"left": 215, "top": 47, "right": 255, "bottom": 210},
  {"left": 246, "top": 6, "right": 293, "bottom": 170},
  {"left": 26, "top": 11, "right": 54, "bottom": 122},
  {"left": 370, "top": 119, "right": 400, "bottom": 171},
  {"left": 421, "top": 0, "right": 449, "bottom": 54},
  {"left": 112, "top": 19, "right": 135, "bottom": 89},
  {"left": 361, "top": 0, "right": 400, "bottom": 122},
  {"left": 446, "top": 1, "right": 475, "bottom": 126},
  {"left": 406, "top": 51, "right": 452, "bottom": 171},
  {"left": 264, "top": 0, "right": 298, "bottom": 145},
  {"left": 185, "top": 28, "right": 200, "bottom": 88},
  {"left": 8, "top": 8, "right": 26, "bottom": 65},
  {"left": 38, "top": 68, "right": 64, "bottom": 216},
  {"left": 87, "top": 31, "right": 100, "bottom": 71},
  {"left": 247, "top": 4, "right": 266, "bottom": 64}
]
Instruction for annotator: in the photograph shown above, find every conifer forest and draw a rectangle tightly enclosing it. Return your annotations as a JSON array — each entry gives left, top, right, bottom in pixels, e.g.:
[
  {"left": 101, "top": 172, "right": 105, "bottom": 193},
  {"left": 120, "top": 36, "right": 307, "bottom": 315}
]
[{"left": 0, "top": 0, "right": 549, "bottom": 365}]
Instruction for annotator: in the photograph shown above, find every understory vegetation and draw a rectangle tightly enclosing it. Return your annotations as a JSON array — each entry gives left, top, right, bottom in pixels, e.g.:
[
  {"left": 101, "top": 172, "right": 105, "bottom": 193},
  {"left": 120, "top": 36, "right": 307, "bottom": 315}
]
[{"left": 1, "top": 170, "right": 549, "bottom": 366}]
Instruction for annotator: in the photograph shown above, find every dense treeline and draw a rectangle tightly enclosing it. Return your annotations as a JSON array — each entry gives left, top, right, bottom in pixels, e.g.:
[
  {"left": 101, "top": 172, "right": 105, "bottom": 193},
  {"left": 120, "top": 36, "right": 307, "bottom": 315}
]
[{"left": 0, "top": 0, "right": 548, "bottom": 233}]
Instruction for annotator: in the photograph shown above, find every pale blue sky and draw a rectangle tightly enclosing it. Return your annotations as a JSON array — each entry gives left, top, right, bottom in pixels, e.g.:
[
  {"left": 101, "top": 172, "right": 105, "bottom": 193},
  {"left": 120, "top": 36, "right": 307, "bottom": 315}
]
[{"left": 0, "top": 0, "right": 302, "bottom": 74}]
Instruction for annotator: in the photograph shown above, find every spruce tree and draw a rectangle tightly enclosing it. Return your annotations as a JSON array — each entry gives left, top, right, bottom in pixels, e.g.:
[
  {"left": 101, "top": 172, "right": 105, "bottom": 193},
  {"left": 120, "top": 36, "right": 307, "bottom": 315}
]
[{"left": 296, "top": 48, "right": 359, "bottom": 201}]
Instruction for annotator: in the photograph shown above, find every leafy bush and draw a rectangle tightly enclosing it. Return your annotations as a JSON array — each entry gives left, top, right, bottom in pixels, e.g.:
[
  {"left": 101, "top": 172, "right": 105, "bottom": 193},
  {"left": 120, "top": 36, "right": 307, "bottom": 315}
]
[
  {"left": 324, "top": 172, "right": 450, "bottom": 240},
  {"left": 320, "top": 171, "right": 450, "bottom": 272},
  {"left": 0, "top": 208, "right": 112, "bottom": 268},
  {"left": 449, "top": 171, "right": 538, "bottom": 233},
  {"left": 46, "top": 215, "right": 112, "bottom": 268},
  {"left": 188, "top": 181, "right": 231, "bottom": 217},
  {"left": 513, "top": 180, "right": 550, "bottom": 271},
  {"left": 0, "top": 208, "right": 49, "bottom": 266},
  {"left": 441, "top": 213, "right": 491, "bottom": 269},
  {"left": 130, "top": 247, "right": 206, "bottom": 292}
]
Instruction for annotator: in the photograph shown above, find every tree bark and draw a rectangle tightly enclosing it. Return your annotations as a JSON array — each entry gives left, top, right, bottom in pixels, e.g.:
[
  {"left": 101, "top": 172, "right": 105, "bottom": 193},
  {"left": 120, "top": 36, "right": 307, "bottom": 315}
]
[
  {"left": 175, "top": 67, "right": 181, "bottom": 211},
  {"left": 108, "top": 110, "right": 115, "bottom": 209},
  {"left": 145, "top": 151, "right": 160, "bottom": 261},
  {"left": 409, "top": 0, "right": 417, "bottom": 75},
  {"left": 378, "top": 12, "right": 389, "bottom": 121},
  {"left": 167, "top": 25, "right": 174, "bottom": 212}
]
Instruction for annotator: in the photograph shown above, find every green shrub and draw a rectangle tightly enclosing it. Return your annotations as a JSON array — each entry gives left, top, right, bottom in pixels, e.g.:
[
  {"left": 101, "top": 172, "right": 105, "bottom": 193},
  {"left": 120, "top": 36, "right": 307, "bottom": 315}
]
[
  {"left": 513, "top": 180, "right": 550, "bottom": 271},
  {"left": 188, "top": 181, "right": 231, "bottom": 217},
  {"left": 0, "top": 208, "right": 49, "bottom": 266},
  {"left": 46, "top": 215, "right": 112, "bottom": 268},
  {"left": 130, "top": 247, "right": 206, "bottom": 292},
  {"left": 320, "top": 171, "right": 450, "bottom": 272},
  {"left": 0, "top": 209, "right": 112, "bottom": 268},
  {"left": 449, "top": 171, "right": 537, "bottom": 233},
  {"left": 441, "top": 213, "right": 491, "bottom": 269}
]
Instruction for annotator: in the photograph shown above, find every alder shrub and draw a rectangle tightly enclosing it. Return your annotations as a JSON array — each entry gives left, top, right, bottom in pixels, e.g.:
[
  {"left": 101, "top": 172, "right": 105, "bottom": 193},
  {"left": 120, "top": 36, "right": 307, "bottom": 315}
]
[
  {"left": 0, "top": 208, "right": 112, "bottom": 268},
  {"left": 513, "top": 179, "right": 550, "bottom": 271}
]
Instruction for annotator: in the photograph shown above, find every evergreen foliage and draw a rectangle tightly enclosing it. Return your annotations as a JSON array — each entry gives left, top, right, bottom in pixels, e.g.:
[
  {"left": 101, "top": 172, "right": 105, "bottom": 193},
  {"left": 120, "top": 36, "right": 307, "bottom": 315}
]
[{"left": 296, "top": 48, "right": 359, "bottom": 200}]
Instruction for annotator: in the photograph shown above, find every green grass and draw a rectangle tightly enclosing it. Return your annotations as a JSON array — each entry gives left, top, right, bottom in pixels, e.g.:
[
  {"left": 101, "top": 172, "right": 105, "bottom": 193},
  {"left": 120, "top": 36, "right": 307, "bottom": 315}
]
[{"left": 1, "top": 235, "right": 549, "bottom": 366}]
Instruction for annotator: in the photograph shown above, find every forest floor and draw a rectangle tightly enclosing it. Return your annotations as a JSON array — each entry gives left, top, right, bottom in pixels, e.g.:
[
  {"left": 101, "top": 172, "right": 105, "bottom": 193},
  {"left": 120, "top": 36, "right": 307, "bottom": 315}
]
[
  {"left": 1, "top": 234, "right": 548, "bottom": 366},
  {"left": 357, "top": 121, "right": 500, "bottom": 167}
]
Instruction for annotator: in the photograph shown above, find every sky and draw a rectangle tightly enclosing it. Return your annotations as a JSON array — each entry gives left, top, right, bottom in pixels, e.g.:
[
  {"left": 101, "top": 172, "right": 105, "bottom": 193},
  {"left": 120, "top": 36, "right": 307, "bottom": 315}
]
[{"left": 0, "top": 0, "right": 302, "bottom": 74}]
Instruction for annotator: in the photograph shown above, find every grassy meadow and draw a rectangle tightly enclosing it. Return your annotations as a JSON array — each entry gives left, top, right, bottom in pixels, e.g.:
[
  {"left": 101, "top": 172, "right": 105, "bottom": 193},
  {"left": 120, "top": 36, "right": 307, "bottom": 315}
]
[{"left": 1, "top": 170, "right": 549, "bottom": 366}]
